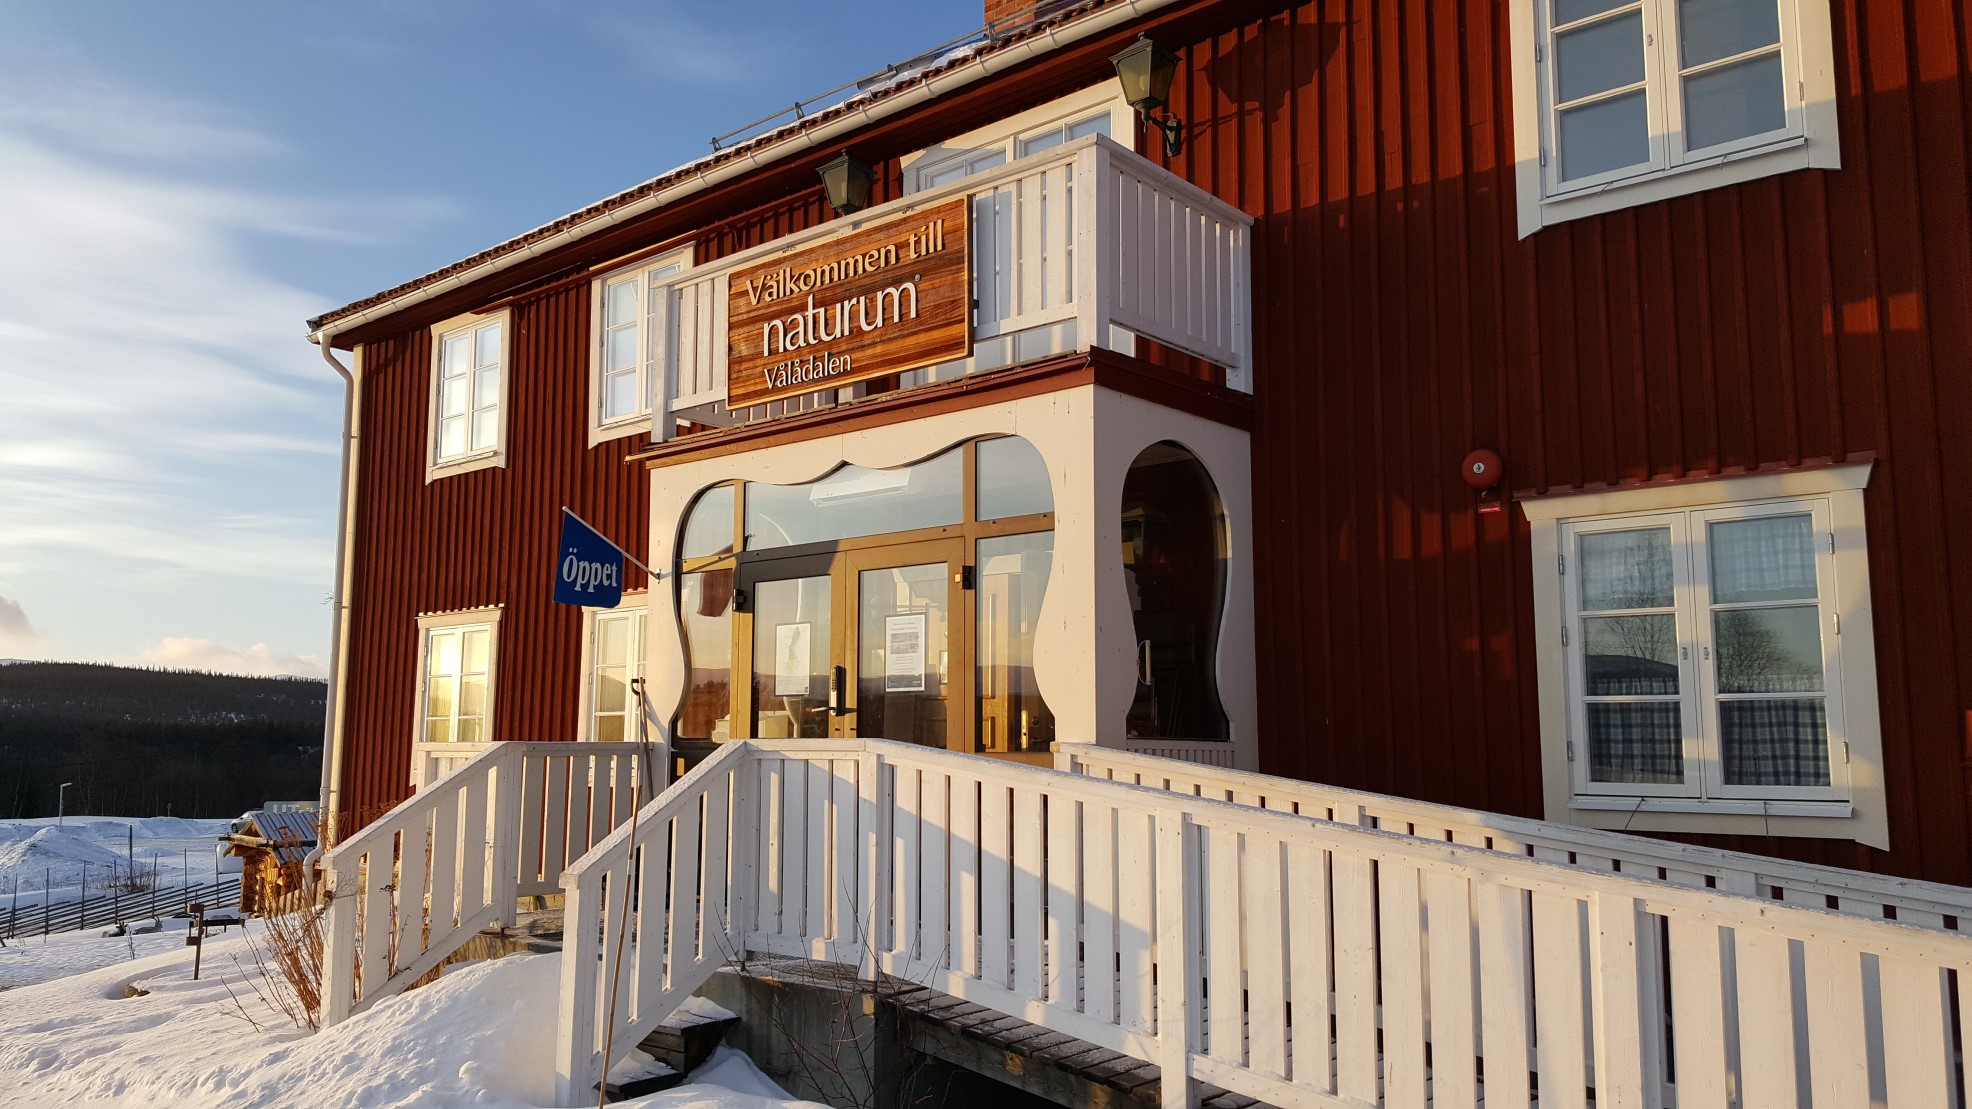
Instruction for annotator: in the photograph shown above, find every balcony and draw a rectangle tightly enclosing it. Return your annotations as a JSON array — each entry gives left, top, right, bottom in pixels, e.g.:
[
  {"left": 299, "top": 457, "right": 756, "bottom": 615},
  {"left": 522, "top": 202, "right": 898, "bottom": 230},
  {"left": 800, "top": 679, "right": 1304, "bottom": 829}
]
[{"left": 656, "top": 134, "right": 1252, "bottom": 435}]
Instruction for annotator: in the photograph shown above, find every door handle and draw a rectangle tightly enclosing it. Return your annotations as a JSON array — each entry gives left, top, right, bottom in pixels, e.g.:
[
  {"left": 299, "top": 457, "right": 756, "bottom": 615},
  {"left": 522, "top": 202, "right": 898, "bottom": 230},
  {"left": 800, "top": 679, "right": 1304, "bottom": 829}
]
[{"left": 829, "top": 665, "right": 857, "bottom": 716}]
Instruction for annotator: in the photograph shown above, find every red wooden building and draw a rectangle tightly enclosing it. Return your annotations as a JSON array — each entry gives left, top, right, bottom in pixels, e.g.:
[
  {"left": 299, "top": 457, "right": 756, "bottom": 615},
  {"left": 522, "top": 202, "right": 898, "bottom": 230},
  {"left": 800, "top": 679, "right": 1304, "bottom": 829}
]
[{"left": 308, "top": 0, "right": 1972, "bottom": 886}]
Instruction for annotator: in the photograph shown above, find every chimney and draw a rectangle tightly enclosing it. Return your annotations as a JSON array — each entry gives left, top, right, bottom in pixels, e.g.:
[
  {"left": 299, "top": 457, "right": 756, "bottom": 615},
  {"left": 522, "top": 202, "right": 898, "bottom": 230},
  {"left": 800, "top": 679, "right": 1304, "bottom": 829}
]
[{"left": 985, "top": 0, "right": 1037, "bottom": 29}]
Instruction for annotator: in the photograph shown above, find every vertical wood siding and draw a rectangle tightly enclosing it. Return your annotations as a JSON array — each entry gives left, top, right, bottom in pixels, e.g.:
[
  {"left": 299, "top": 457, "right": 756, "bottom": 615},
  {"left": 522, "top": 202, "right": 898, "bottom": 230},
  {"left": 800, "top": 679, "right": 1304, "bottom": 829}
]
[
  {"left": 338, "top": 190, "right": 860, "bottom": 826},
  {"left": 338, "top": 0, "right": 1972, "bottom": 883},
  {"left": 1166, "top": 0, "right": 1971, "bottom": 881}
]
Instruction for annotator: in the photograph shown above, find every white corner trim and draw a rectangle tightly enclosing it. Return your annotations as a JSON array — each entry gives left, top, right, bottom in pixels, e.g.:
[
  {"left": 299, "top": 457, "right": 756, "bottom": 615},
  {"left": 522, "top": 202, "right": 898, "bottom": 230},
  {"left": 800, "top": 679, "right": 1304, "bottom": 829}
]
[{"left": 1526, "top": 463, "right": 1887, "bottom": 850}]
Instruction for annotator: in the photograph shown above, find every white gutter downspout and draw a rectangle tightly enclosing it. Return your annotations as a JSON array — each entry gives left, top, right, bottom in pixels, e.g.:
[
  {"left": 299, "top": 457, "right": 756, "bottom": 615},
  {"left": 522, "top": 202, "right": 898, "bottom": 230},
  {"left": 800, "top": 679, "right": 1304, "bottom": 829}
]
[
  {"left": 309, "top": 0, "right": 1178, "bottom": 338},
  {"left": 312, "top": 333, "right": 362, "bottom": 850}
]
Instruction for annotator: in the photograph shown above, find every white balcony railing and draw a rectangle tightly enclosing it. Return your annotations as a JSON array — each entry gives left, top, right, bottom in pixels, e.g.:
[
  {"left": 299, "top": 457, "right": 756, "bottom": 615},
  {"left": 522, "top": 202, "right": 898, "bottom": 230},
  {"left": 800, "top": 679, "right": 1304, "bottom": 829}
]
[{"left": 658, "top": 135, "right": 1252, "bottom": 435}]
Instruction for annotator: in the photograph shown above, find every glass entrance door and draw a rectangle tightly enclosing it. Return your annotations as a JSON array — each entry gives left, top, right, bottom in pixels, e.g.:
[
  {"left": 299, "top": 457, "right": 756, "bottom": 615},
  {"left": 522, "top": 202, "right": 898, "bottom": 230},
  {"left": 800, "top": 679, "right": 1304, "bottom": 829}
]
[
  {"left": 738, "top": 556, "right": 833, "bottom": 740},
  {"left": 845, "top": 542, "right": 964, "bottom": 747}
]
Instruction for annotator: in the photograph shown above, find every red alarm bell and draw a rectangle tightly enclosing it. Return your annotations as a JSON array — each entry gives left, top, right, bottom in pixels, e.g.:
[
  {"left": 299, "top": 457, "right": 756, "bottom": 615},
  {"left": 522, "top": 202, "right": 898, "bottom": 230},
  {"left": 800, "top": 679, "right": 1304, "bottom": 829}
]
[{"left": 1461, "top": 449, "right": 1503, "bottom": 490}]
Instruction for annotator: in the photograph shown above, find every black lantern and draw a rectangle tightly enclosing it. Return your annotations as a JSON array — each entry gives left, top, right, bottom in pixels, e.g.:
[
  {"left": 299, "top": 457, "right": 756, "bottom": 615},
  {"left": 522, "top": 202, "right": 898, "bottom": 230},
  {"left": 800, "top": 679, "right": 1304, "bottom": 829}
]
[
  {"left": 817, "top": 151, "right": 875, "bottom": 217},
  {"left": 1109, "top": 34, "right": 1184, "bottom": 157}
]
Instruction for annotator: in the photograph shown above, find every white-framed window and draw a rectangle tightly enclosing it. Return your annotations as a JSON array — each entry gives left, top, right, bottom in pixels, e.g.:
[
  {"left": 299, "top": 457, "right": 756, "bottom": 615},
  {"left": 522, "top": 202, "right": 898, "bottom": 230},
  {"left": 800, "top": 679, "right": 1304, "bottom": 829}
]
[
  {"left": 426, "top": 310, "right": 510, "bottom": 480},
  {"left": 902, "top": 83, "right": 1133, "bottom": 194},
  {"left": 1508, "top": 0, "right": 1840, "bottom": 236},
  {"left": 1525, "top": 464, "right": 1885, "bottom": 847},
  {"left": 589, "top": 247, "right": 694, "bottom": 446},
  {"left": 414, "top": 607, "right": 501, "bottom": 745},
  {"left": 577, "top": 595, "right": 646, "bottom": 742}
]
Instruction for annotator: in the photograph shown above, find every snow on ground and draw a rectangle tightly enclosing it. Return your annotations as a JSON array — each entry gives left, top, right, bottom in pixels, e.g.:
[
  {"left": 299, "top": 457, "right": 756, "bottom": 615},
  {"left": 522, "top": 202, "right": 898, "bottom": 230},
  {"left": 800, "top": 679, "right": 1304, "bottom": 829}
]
[
  {"left": 1, "top": 815, "right": 234, "bottom": 900},
  {"left": 0, "top": 929, "right": 823, "bottom": 1109}
]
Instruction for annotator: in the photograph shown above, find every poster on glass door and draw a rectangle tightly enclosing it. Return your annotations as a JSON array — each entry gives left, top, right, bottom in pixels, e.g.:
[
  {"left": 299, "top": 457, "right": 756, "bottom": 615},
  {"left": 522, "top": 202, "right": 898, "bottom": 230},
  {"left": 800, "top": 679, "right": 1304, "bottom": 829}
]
[
  {"left": 884, "top": 613, "right": 926, "bottom": 693},
  {"left": 774, "top": 623, "right": 811, "bottom": 696}
]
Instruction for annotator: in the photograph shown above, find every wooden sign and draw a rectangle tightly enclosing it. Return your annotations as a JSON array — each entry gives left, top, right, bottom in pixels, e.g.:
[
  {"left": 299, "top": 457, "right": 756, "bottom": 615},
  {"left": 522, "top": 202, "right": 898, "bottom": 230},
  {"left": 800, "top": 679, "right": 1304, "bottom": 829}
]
[{"left": 727, "top": 197, "right": 969, "bottom": 408}]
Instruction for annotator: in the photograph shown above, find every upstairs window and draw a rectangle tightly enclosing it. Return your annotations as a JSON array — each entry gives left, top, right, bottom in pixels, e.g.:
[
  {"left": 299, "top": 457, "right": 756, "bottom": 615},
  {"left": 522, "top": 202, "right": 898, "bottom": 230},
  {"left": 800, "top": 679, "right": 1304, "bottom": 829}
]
[
  {"left": 427, "top": 311, "right": 509, "bottom": 479},
  {"left": 590, "top": 247, "right": 693, "bottom": 445},
  {"left": 904, "top": 84, "right": 1130, "bottom": 194},
  {"left": 1510, "top": 0, "right": 1839, "bottom": 235}
]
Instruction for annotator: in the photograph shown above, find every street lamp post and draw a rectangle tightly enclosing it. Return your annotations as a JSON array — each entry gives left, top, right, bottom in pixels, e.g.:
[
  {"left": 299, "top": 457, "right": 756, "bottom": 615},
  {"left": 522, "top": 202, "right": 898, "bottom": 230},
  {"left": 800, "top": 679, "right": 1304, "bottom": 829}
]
[{"left": 57, "top": 782, "right": 73, "bottom": 827}]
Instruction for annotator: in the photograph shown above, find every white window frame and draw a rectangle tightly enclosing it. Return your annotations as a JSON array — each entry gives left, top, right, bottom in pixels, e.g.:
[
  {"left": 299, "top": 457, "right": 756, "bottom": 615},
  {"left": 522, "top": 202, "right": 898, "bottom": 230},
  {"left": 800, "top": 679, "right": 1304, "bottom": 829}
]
[
  {"left": 588, "top": 247, "right": 695, "bottom": 447},
  {"left": 900, "top": 83, "right": 1135, "bottom": 195},
  {"left": 1508, "top": 0, "right": 1840, "bottom": 237},
  {"left": 412, "top": 606, "right": 503, "bottom": 746},
  {"left": 1525, "top": 463, "right": 1886, "bottom": 848},
  {"left": 575, "top": 592, "right": 648, "bottom": 742},
  {"left": 425, "top": 310, "right": 512, "bottom": 481}
]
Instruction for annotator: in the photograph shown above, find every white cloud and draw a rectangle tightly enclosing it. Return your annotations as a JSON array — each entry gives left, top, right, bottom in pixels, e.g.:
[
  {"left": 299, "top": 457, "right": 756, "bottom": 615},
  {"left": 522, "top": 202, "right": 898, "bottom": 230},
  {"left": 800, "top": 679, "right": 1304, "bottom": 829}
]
[
  {"left": 0, "top": 62, "right": 445, "bottom": 666},
  {"left": 0, "top": 82, "right": 353, "bottom": 597},
  {"left": 0, "top": 594, "right": 39, "bottom": 655},
  {"left": 126, "top": 637, "right": 327, "bottom": 679}
]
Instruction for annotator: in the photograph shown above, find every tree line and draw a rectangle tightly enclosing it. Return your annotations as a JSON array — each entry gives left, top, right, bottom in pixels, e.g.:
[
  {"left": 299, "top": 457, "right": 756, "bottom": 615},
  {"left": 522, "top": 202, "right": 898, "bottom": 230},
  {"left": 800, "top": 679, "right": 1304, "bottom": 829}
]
[{"left": 0, "top": 662, "right": 326, "bottom": 819}]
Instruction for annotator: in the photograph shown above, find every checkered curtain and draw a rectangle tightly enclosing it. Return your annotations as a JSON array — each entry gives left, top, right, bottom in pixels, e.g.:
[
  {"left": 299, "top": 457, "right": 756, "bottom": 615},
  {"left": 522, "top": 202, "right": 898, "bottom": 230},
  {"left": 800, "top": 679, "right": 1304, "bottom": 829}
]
[
  {"left": 1721, "top": 699, "right": 1830, "bottom": 787},
  {"left": 1588, "top": 702, "right": 1683, "bottom": 784},
  {"left": 1711, "top": 514, "right": 1816, "bottom": 602}
]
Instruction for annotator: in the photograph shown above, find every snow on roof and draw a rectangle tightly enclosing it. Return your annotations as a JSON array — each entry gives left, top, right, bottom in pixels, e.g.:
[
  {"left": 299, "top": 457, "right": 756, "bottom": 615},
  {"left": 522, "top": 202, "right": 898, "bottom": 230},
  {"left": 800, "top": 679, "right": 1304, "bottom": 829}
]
[{"left": 306, "top": 1, "right": 1111, "bottom": 335}]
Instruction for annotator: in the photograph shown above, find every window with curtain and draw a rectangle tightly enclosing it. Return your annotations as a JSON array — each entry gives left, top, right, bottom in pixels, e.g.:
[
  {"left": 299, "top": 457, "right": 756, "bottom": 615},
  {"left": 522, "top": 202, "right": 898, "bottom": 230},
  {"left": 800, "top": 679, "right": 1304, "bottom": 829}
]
[{"left": 1561, "top": 499, "right": 1845, "bottom": 803}]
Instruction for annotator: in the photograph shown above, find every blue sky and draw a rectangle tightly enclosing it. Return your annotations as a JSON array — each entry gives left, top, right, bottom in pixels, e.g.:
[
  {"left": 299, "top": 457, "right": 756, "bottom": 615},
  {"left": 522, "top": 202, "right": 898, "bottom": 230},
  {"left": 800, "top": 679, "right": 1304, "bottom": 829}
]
[{"left": 0, "top": 1, "right": 981, "bottom": 676}]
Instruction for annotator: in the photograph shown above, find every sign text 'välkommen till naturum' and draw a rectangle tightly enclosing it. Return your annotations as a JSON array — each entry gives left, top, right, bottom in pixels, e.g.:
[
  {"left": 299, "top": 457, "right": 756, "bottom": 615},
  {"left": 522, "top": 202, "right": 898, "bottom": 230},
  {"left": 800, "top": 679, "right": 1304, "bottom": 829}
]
[{"left": 726, "top": 197, "right": 969, "bottom": 408}]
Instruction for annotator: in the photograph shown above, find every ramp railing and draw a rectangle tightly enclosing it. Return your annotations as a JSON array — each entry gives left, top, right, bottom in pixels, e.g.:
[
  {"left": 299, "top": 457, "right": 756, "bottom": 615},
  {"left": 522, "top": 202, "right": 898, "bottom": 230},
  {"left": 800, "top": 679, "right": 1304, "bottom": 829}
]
[
  {"left": 320, "top": 741, "right": 649, "bottom": 1024},
  {"left": 556, "top": 739, "right": 1972, "bottom": 1107}
]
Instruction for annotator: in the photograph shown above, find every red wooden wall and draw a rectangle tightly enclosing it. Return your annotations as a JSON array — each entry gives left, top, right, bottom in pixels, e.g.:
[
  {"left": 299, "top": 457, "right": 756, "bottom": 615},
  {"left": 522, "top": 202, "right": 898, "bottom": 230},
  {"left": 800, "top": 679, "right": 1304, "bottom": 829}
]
[
  {"left": 1158, "top": 0, "right": 1971, "bottom": 882},
  {"left": 334, "top": 0, "right": 1972, "bottom": 883}
]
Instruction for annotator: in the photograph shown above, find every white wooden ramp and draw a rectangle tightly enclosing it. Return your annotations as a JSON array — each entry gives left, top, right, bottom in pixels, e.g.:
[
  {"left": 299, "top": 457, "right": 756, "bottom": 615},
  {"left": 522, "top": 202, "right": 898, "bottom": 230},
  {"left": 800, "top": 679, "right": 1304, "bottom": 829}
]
[{"left": 547, "top": 739, "right": 1972, "bottom": 1108}]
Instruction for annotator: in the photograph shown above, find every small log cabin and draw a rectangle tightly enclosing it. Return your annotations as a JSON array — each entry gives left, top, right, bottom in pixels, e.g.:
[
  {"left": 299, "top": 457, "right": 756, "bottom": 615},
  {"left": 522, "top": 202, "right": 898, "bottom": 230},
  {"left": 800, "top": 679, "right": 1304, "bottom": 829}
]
[{"left": 307, "top": 0, "right": 1972, "bottom": 887}]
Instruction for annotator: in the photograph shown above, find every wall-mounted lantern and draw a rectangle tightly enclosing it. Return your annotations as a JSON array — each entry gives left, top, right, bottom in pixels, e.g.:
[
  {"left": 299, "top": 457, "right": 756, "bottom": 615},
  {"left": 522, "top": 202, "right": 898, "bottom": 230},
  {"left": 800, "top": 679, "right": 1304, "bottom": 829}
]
[
  {"left": 817, "top": 151, "right": 875, "bottom": 217},
  {"left": 1109, "top": 34, "right": 1184, "bottom": 157}
]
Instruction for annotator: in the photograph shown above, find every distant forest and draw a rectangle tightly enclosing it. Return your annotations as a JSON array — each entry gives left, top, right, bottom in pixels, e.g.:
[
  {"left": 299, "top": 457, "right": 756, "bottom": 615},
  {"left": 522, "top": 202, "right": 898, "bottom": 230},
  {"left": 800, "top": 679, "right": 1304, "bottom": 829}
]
[{"left": 0, "top": 662, "right": 326, "bottom": 819}]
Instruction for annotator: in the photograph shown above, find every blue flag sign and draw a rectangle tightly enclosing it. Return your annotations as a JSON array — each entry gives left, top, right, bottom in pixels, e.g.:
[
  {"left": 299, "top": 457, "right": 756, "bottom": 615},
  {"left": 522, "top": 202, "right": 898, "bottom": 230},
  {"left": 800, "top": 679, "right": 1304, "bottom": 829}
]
[{"left": 554, "top": 510, "right": 624, "bottom": 608}]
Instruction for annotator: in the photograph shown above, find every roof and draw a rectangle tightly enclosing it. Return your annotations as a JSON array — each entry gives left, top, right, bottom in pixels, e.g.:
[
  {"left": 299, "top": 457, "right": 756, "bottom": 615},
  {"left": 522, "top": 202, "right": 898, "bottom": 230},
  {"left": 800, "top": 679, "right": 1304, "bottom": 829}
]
[
  {"left": 305, "top": 0, "right": 1119, "bottom": 336},
  {"left": 226, "top": 809, "right": 319, "bottom": 865}
]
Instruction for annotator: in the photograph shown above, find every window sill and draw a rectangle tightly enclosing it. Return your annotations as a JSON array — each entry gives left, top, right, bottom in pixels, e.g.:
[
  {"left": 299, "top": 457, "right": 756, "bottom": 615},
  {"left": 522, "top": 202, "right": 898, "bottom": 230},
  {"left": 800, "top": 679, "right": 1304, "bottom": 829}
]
[
  {"left": 1571, "top": 796, "right": 1850, "bottom": 819},
  {"left": 1560, "top": 795, "right": 1879, "bottom": 847},
  {"left": 426, "top": 450, "right": 505, "bottom": 482},
  {"left": 589, "top": 418, "right": 652, "bottom": 449},
  {"left": 1521, "top": 134, "right": 1835, "bottom": 238}
]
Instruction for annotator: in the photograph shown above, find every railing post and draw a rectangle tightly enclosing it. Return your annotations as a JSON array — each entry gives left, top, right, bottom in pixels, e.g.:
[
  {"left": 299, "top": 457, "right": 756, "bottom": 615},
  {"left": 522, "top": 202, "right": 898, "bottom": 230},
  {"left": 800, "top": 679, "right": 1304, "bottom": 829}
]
[
  {"left": 485, "top": 750, "right": 522, "bottom": 928},
  {"left": 857, "top": 746, "right": 890, "bottom": 981},
  {"left": 554, "top": 865, "right": 602, "bottom": 1105},
  {"left": 1155, "top": 811, "right": 1199, "bottom": 1109},
  {"left": 321, "top": 857, "right": 359, "bottom": 1027},
  {"left": 1073, "top": 142, "right": 1111, "bottom": 354},
  {"left": 727, "top": 749, "right": 760, "bottom": 953},
  {"left": 1590, "top": 892, "right": 1659, "bottom": 1109}
]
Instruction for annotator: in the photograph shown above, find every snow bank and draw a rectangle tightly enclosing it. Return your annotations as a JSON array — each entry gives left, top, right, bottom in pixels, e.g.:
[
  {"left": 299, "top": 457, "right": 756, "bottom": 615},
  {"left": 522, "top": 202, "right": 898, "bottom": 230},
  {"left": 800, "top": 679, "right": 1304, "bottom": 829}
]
[
  {"left": 0, "top": 930, "right": 823, "bottom": 1109},
  {"left": 0, "top": 815, "right": 231, "bottom": 894}
]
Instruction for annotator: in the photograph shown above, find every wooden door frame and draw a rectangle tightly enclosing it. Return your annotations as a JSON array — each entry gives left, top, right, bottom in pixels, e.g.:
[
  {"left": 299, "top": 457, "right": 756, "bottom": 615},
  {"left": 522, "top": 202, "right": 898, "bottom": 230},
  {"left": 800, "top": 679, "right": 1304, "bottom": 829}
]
[{"left": 840, "top": 537, "right": 970, "bottom": 751}]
